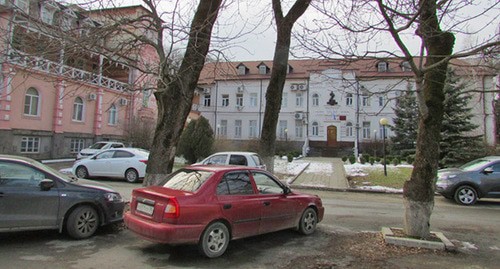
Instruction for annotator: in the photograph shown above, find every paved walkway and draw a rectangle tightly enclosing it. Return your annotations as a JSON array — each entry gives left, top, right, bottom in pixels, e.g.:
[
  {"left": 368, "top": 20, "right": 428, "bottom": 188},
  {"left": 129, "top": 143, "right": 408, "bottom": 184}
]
[{"left": 291, "top": 157, "right": 349, "bottom": 189}]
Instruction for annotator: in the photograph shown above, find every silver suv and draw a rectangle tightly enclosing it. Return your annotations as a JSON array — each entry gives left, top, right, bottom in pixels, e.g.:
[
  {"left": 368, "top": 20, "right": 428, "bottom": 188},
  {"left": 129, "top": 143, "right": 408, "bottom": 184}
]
[
  {"left": 76, "top": 141, "right": 125, "bottom": 159},
  {"left": 195, "top": 151, "right": 266, "bottom": 170}
]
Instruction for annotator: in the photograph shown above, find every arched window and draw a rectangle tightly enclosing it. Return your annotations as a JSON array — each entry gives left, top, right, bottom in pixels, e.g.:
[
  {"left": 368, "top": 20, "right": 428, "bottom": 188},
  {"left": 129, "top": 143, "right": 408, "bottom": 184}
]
[
  {"left": 312, "top": 122, "right": 319, "bottom": 136},
  {"left": 108, "top": 104, "right": 117, "bottom": 125},
  {"left": 24, "top": 87, "right": 40, "bottom": 116},
  {"left": 346, "top": 122, "right": 353, "bottom": 137},
  {"left": 346, "top": 93, "right": 353, "bottom": 106},
  {"left": 312, "top": 93, "right": 319, "bottom": 106},
  {"left": 72, "top": 97, "right": 84, "bottom": 121}
]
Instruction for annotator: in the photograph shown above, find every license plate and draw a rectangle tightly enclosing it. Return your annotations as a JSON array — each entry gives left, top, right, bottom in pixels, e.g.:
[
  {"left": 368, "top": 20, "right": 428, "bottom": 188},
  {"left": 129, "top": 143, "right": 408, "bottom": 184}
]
[{"left": 136, "top": 202, "right": 154, "bottom": 215}]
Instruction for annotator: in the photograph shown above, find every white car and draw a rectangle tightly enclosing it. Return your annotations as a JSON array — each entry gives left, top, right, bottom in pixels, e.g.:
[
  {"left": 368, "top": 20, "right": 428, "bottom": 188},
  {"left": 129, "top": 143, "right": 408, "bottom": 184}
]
[
  {"left": 196, "top": 151, "right": 266, "bottom": 170},
  {"left": 72, "top": 148, "right": 149, "bottom": 183},
  {"left": 76, "top": 141, "right": 125, "bottom": 160}
]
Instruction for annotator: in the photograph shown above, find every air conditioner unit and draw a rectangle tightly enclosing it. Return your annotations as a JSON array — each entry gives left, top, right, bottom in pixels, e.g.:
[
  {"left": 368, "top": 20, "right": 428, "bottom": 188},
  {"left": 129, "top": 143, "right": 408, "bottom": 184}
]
[
  {"left": 236, "top": 105, "right": 244, "bottom": 111},
  {"left": 298, "top": 84, "right": 307, "bottom": 91},
  {"left": 119, "top": 98, "right": 128, "bottom": 106},
  {"left": 237, "top": 86, "right": 244, "bottom": 93},
  {"left": 88, "top": 93, "right": 96, "bottom": 101},
  {"left": 290, "top": 84, "right": 297, "bottom": 91},
  {"left": 294, "top": 112, "right": 304, "bottom": 120},
  {"left": 203, "top": 88, "right": 211, "bottom": 94}
]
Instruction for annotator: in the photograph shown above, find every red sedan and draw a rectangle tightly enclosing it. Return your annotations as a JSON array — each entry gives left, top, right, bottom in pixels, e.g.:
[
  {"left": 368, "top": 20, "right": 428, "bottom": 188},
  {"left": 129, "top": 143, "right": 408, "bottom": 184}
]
[{"left": 124, "top": 165, "right": 324, "bottom": 258}]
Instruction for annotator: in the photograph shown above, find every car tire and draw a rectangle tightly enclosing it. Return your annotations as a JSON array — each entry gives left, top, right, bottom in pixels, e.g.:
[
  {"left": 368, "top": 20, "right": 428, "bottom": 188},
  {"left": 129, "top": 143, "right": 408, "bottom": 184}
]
[
  {"left": 75, "top": 166, "right": 89, "bottom": 179},
  {"left": 298, "top": 207, "right": 318, "bottom": 235},
  {"left": 125, "top": 168, "right": 139, "bottom": 183},
  {"left": 198, "top": 222, "right": 230, "bottom": 258},
  {"left": 66, "top": 205, "right": 99, "bottom": 239},
  {"left": 454, "top": 185, "right": 478, "bottom": 205}
]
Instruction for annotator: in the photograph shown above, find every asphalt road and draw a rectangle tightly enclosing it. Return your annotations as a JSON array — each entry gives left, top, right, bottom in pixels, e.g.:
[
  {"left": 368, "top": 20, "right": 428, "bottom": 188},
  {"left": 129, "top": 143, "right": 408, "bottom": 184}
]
[{"left": 1, "top": 180, "right": 499, "bottom": 269}]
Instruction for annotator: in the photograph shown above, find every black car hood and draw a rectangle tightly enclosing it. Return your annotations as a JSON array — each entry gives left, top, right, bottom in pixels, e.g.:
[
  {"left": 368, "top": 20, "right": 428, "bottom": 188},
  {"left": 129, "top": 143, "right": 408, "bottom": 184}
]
[{"left": 72, "top": 178, "right": 117, "bottom": 193}]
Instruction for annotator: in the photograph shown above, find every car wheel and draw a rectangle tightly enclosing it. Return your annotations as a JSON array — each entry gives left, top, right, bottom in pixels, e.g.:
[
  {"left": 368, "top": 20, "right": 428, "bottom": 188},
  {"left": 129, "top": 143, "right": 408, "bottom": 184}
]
[
  {"left": 454, "top": 185, "right": 478, "bottom": 205},
  {"left": 75, "top": 166, "right": 89, "bottom": 179},
  {"left": 125, "top": 168, "right": 139, "bottom": 183},
  {"left": 298, "top": 207, "right": 318, "bottom": 235},
  {"left": 66, "top": 205, "right": 99, "bottom": 239},
  {"left": 198, "top": 222, "right": 230, "bottom": 258}
]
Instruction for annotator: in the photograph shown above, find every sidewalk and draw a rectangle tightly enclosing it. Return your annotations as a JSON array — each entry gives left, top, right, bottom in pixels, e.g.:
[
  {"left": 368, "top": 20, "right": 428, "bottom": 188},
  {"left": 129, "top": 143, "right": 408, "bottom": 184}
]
[{"left": 290, "top": 157, "right": 349, "bottom": 189}]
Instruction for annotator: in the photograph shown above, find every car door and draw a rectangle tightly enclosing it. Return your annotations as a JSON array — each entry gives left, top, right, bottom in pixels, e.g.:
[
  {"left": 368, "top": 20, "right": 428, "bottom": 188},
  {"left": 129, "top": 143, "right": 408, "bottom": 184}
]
[
  {"left": 0, "top": 160, "right": 59, "bottom": 229},
  {"left": 216, "top": 171, "right": 263, "bottom": 238},
  {"left": 90, "top": 150, "right": 116, "bottom": 176},
  {"left": 107, "top": 150, "right": 134, "bottom": 178},
  {"left": 251, "top": 171, "right": 297, "bottom": 234},
  {"left": 479, "top": 162, "right": 500, "bottom": 198}
]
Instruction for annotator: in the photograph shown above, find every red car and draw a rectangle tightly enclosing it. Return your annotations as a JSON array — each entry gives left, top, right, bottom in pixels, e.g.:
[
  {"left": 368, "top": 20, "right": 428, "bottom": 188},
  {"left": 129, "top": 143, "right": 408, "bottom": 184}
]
[{"left": 124, "top": 165, "right": 324, "bottom": 258}]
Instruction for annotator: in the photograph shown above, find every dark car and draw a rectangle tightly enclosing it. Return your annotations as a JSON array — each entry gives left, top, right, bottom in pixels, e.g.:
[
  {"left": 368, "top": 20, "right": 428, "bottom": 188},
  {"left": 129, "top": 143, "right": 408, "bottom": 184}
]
[
  {"left": 435, "top": 156, "right": 500, "bottom": 205},
  {"left": 0, "top": 155, "right": 125, "bottom": 239},
  {"left": 125, "top": 165, "right": 324, "bottom": 258}
]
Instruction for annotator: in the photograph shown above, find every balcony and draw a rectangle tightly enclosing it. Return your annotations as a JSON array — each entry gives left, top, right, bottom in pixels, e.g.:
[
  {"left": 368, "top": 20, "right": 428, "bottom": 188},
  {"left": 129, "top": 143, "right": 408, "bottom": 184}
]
[{"left": 7, "top": 50, "right": 131, "bottom": 92}]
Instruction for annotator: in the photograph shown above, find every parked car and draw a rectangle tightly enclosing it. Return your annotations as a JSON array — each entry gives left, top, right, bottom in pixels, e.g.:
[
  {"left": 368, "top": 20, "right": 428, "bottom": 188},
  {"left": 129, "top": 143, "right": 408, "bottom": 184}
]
[
  {"left": 124, "top": 165, "right": 324, "bottom": 258},
  {"left": 76, "top": 141, "right": 125, "bottom": 160},
  {"left": 196, "top": 151, "right": 266, "bottom": 170},
  {"left": 435, "top": 156, "right": 500, "bottom": 205},
  {"left": 72, "top": 148, "right": 148, "bottom": 183},
  {"left": 0, "top": 155, "right": 125, "bottom": 239}
]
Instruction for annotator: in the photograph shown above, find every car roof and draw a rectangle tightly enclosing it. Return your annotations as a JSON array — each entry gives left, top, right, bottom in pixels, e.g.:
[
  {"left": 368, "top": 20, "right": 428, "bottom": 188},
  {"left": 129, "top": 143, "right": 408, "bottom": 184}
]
[
  {"left": 0, "top": 154, "right": 38, "bottom": 164},
  {"left": 208, "top": 151, "right": 259, "bottom": 155},
  {"left": 480, "top": 156, "right": 500, "bottom": 161},
  {"left": 185, "top": 164, "right": 263, "bottom": 173}
]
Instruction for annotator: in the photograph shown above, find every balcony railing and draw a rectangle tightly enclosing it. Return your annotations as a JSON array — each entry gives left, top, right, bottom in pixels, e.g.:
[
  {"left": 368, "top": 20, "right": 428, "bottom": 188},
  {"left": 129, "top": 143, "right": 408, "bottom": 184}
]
[{"left": 7, "top": 50, "right": 131, "bottom": 92}]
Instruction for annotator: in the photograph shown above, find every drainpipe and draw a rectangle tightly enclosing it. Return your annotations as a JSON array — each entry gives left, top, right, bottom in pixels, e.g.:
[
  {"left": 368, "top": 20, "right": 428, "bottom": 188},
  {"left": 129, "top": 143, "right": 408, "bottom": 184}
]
[
  {"left": 354, "top": 79, "right": 360, "bottom": 160},
  {"left": 303, "top": 78, "right": 310, "bottom": 156},
  {"left": 259, "top": 79, "right": 263, "bottom": 137},
  {"left": 214, "top": 81, "right": 218, "bottom": 133}
]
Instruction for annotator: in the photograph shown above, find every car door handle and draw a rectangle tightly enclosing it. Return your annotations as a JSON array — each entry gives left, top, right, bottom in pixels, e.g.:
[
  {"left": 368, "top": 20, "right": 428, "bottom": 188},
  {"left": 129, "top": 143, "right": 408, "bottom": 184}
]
[
  {"left": 263, "top": 201, "right": 271, "bottom": 206},
  {"left": 223, "top": 204, "right": 232, "bottom": 210}
]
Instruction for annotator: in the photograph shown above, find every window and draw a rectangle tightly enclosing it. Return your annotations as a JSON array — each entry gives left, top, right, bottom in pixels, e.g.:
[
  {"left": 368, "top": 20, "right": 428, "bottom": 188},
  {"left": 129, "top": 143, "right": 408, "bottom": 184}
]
[
  {"left": 0, "top": 161, "right": 46, "bottom": 187},
  {"left": 278, "top": 120, "right": 287, "bottom": 140},
  {"left": 220, "top": 120, "right": 227, "bottom": 137},
  {"left": 237, "top": 65, "right": 247, "bottom": 75},
  {"left": 229, "top": 155, "right": 248, "bottom": 166},
  {"left": 258, "top": 65, "right": 267, "bottom": 75},
  {"left": 222, "top": 94, "right": 229, "bottom": 106},
  {"left": 346, "top": 93, "right": 353, "bottom": 106},
  {"left": 377, "top": 62, "right": 388, "bottom": 72},
  {"left": 204, "top": 94, "right": 211, "bottom": 107},
  {"left": 70, "top": 139, "right": 85, "bottom": 153},
  {"left": 113, "top": 150, "right": 134, "bottom": 158},
  {"left": 346, "top": 122, "right": 353, "bottom": 137},
  {"left": 108, "top": 104, "right": 117, "bottom": 125},
  {"left": 362, "top": 122, "right": 371, "bottom": 139},
  {"left": 205, "top": 154, "right": 227, "bottom": 165},
  {"left": 95, "top": 150, "right": 114, "bottom": 160},
  {"left": 401, "top": 61, "right": 412, "bottom": 72},
  {"left": 295, "top": 92, "right": 303, "bottom": 107},
  {"left": 24, "top": 88, "right": 40, "bottom": 116},
  {"left": 312, "top": 93, "right": 319, "bottom": 106},
  {"left": 40, "top": 4, "right": 56, "bottom": 24},
  {"left": 312, "top": 122, "right": 319, "bottom": 136},
  {"left": 21, "top": 137, "right": 40, "bottom": 153},
  {"left": 249, "top": 120, "right": 258, "bottom": 138},
  {"left": 362, "top": 93, "right": 370, "bottom": 107},
  {"left": 295, "top": 121, "right": 303, "bottom": 138},
  {"left": 378, "top": 96, "right": 384, "bottom": 107},
  {"left": 72, "top": 97, "right": 84, "bottom": 121},
  {"left": 281, "top": 93, "right": 288, "bottom": 108},
  {"left": 252, "top": 172, "right": 284, "bottom": 194},
  {"left": 216, "top": 172, "right": 254, "bottom": 195},
  {"left": 235, "top": 120, "right": 242, "bottom": 138},
  {"left": 14, "top": 0, "right": 29, "bottom": 13},
  {"left": 142, "top": 89, "right": 152, "bottom": 107},
  {"left": 250, "top": 93, "right": 258, "bottom": 107},
  {"left": 236, "top": 93, "right": 243, "bottom": 107}
]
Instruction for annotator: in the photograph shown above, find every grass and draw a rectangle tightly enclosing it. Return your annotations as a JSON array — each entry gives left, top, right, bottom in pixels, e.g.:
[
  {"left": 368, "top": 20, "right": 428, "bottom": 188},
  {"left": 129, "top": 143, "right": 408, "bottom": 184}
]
[{"left": 350, "top": 166, "right": 413, "bottom": 189}]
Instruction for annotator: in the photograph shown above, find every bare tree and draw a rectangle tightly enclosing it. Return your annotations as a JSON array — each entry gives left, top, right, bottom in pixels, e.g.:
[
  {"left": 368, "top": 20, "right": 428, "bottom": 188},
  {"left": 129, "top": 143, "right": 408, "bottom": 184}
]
[
  {"left": 297, "top": 0, "right": 499, "bottom": 238},
  {"left": 259, "top": 0, "right": 311, "bottom": 172}
]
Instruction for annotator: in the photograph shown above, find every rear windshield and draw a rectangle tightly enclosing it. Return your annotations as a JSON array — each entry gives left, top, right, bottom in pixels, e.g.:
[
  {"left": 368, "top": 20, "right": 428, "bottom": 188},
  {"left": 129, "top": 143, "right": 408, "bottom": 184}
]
[
  {"left": 160, "top": 169, "right": 213, "bottom": 192},
  {"left": 89, "top": 142, "right": 107, "bottom": 149}
]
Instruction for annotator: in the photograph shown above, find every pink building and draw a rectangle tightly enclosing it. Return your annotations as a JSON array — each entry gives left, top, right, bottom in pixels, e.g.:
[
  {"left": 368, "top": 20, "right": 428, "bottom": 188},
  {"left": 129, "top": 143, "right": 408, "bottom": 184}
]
[{"left": 0, "top": 1, "right": 158, "bottom": 159}]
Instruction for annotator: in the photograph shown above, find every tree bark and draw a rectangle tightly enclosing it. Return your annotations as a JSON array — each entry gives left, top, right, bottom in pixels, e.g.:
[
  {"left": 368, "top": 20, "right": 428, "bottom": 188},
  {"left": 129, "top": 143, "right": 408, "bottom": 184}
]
[
  {"left": 144, "top": 0, "right": 222, "bottom": 186},
  {"left": 260, "top": 0, "right": 311, "bottom": 172},
  {"left": 403, "top": 0, "right": 455, "bottom": 238}
]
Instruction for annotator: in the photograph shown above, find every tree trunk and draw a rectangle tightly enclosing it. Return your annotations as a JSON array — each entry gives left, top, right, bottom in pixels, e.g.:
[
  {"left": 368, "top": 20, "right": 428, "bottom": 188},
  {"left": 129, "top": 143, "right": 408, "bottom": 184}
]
[
  {"left": 144, "top": 0, "right": 222, "bottom": 186},
  {"left": 403, "top": 0, "right": 455, "bottom": 238},
  {"left": 259, "top": 0, "right": 311, "bottom": 173}
]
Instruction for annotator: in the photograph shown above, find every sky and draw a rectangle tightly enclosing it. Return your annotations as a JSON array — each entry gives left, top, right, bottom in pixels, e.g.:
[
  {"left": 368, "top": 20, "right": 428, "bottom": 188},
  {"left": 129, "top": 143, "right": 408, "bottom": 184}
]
[{"left": 71, "top": 0, "right": 499, "bottom": 61}]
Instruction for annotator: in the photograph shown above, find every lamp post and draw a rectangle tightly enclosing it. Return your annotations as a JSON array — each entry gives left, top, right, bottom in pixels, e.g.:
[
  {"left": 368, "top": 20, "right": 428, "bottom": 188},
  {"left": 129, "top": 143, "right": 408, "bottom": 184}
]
[
  {"left": 284, "top": 128, "right": 288, "bottom": 142},
  {"left": 373, "top": 130, "right": 378, "bottom": 158},
  {"left": 379, "top": 118, "right": 389, "bottom": 176}
]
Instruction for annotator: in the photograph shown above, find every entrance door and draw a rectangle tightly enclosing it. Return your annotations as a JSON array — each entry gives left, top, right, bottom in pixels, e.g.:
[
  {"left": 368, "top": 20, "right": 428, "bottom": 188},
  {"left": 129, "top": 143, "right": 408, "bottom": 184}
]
[{"left": 327, "top": 125, "right": 337, "bottom": 146}]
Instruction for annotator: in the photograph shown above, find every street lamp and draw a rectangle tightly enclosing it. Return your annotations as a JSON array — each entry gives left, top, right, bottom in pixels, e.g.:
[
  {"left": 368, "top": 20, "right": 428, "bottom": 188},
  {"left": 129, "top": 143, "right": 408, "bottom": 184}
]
[
  {"left": 379, "top": 118, "right": 389, "bottom": 176},
  {"left": 284, "top": 128, "right": 288, "bottom": 142}
]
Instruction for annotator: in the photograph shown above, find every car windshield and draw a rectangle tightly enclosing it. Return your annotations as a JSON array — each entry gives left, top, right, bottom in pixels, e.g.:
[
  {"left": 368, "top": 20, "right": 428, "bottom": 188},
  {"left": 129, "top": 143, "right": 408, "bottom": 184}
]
[
  {"left": 89, "top": 142, "right": 107, "bottom": 149},
  {"left": 160, "top": 169, "right": 213, "bottom": 192},
  {"left": 460, "top": 159, "right": 491, "bottom": 171}
]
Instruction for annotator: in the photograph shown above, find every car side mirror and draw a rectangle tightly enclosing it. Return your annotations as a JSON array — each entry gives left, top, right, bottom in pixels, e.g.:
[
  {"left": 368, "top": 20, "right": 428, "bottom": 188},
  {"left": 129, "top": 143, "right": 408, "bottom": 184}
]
[
  {"left": 483, "top": 167, "right": 494, "bottom": 174},
  {"left": 283, "top": 186, "right": 292, "bottom": 195},
  {"left": 40, "top": 179, "right": 54, "bottom": 191}
]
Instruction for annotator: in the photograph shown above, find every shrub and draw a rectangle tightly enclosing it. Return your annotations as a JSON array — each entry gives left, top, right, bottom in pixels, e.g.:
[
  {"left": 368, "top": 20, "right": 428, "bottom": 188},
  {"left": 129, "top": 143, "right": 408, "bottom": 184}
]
[
  {"left": 349, "top": 156, "right": 356, "bottom": 164},
  {"left": 342, "top": 156, "right": 348, "bottom": 162},
  {"left": 392, "top": 157, "right": 401, "bottom": 166},
  {"left": 360, "top": 157, "right": 366, "bottom": 164},
  {"left": 177, "top": 117, "right": 214, "bottom": 164},
  {"left": 406, "top": 155, "right": 414, "bottom": 165},
  {"left": 369, "top": 157, "right": 375, "bottom": 165},
  {"left": 287, "top": 153, "right": 293, "bottom": 162}
]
